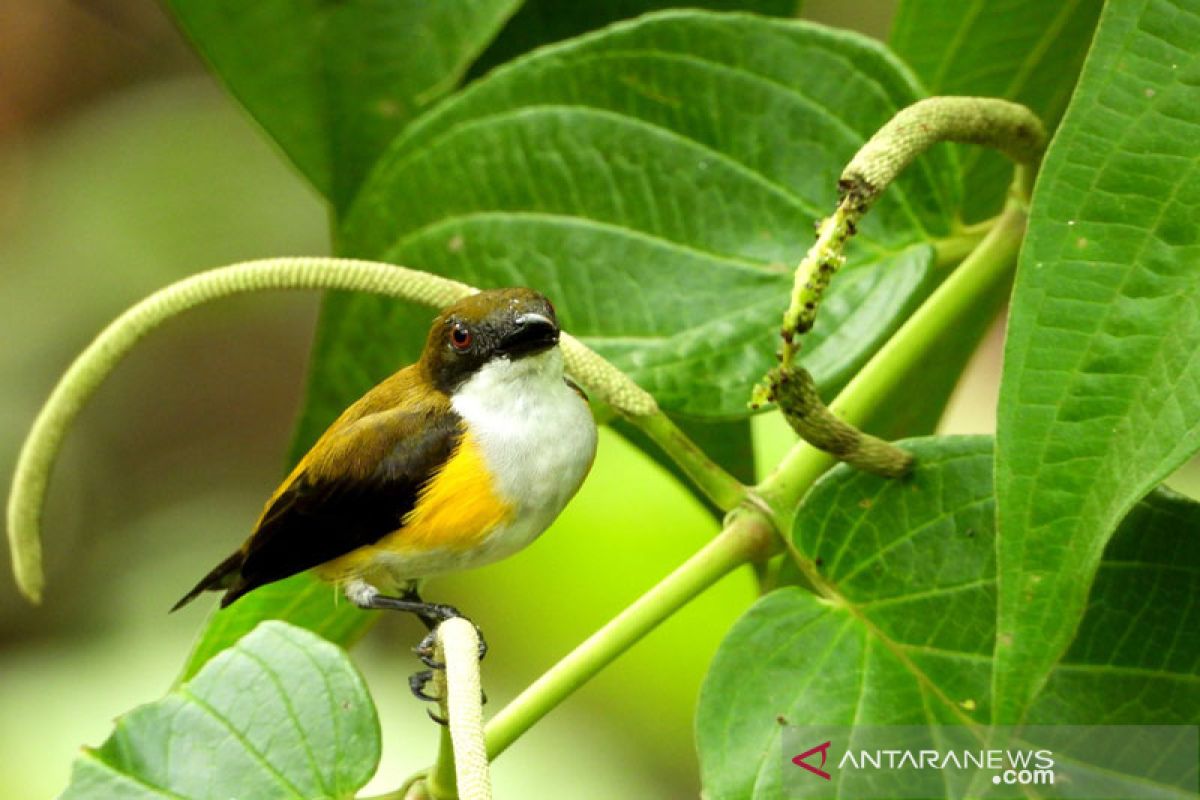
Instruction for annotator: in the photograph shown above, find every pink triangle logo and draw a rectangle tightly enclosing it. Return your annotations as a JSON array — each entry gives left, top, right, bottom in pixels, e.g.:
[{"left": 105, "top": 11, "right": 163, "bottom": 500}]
[{"left": 792, "top": 740, "right": 832, "bottom": 780}]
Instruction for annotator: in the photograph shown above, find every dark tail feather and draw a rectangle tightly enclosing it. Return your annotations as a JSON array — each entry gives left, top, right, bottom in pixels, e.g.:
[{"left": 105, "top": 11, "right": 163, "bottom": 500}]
[
  {"left": 170, "top": 550, "right": 245, "bottom": 612},
  {"left": 217, "top": 575, "right": 255, "bottom": 608}
]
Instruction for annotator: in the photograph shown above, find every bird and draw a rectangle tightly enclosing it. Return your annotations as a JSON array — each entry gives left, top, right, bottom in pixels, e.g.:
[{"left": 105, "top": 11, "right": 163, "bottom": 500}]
[{"left": 172, "top": 287, "right": 598, "bottom": 689}]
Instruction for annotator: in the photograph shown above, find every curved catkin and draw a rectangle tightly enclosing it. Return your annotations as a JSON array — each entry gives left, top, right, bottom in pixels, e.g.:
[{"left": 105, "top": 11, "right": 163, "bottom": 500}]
[
  {"left": 779, "top": 97, "right": 1046, "bottom": 366},
  {"left": 436, "top": 618, "right": 492, "bottom": 800},
  {"left": 766, "top": 365, "right": 912, "bottom": 479},
  {"left": 5, "top": 257, "right": 657, "bottom": 603},
  {"left": 840, "top": 96, "right": 1046, "bottom": 211}
]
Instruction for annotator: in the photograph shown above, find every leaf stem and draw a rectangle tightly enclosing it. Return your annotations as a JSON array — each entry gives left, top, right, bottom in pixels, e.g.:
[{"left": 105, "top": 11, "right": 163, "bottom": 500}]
[
  {"left": 630, "top": 412, "right": 748, "bottom": 511},
  {"left": 933, "top": 217, "right": 995, "bottom": 268},
  {"left": 427, "top": 727, "right": 457, "bottom": 800},
  {"left": 483, "top": 510, "right": 774, "bottom": 759}
]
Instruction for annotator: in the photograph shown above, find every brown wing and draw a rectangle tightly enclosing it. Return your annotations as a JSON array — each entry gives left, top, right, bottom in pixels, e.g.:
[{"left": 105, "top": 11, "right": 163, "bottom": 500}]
[
  {"left": 172, "top": 370, "right": 462, "bottom": 610},
  {"left": 227, "top": 408, "right": 462, "bottom": 604}
]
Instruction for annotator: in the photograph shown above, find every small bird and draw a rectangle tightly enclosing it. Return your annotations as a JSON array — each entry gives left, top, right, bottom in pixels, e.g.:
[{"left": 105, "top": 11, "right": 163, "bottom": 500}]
[{"left": 172, "top": 288, "right": 597, "bottom": 679}]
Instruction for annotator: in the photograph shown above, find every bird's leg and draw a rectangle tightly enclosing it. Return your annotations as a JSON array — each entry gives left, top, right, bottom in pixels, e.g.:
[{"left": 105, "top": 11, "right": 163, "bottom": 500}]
[
  {"left": 347, "top": 578, "right": 489, "bottom": 721},
  {"left": 344, "top": 580, "right": 489, "bottom": 668},
  {"left": 399, "top": 583, "right": 450, "bottom": 631}
]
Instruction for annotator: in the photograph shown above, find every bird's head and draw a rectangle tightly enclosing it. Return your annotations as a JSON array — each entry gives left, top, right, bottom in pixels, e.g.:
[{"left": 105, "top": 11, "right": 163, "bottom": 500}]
[{"left": 422, "top": 288, "right": 563, "bottom": 393}]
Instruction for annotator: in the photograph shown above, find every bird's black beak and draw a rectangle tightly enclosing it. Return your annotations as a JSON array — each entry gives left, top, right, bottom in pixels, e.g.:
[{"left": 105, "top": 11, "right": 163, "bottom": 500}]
[{"left": 500, "top": 312, "right": 559, "bottom": 358}]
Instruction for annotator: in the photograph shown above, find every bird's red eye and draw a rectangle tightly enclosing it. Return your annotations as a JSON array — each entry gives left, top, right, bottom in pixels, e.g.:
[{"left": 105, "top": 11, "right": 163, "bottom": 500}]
[{"left": 450, "top": 323, "right": 472, "bottom": 351}]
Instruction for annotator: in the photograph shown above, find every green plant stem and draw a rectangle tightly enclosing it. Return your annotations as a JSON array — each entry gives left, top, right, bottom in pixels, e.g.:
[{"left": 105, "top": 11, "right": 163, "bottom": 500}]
[
  {"left": 933, "top": 218, "right": 994, "bottom": 268},
  {"left": 759, "top": 203, "right": 1028, "bottom": 518},
  {"left": 482, "top": 510, "right": 774, "bottom": 759},
  {"left": 632, "top": 412, "right": 748, "bottom": 511},
  {"left": 427, "top": 727, "right": 458, "bottom": 800}
]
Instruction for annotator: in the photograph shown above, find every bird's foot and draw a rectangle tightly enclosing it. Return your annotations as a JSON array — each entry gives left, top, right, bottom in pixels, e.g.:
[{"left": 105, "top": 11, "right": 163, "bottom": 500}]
[
  {"left": 413, "top": 617, "right": 488, "bottom": 669},
  {"left": 409, "top": 669, "right": 440, "bottom": 702},
  {"left": 408, "top": 668, "right": 487, "bottom": 725},
  {"left": 408, "top": 669, "right": 450, "bottom": 725}
]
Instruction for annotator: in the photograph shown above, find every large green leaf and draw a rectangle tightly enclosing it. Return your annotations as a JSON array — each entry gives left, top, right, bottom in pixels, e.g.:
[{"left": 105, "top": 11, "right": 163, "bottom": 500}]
[
  {"left": 885, "top": 0, "right": 1104, "bottom": 431},
  {"left": 468, "top": 0, "right": 801, "bottom": 78},
  {"left": 466, "top": 1, "right": 803, "bottom": 488},
  {"left": 993, "top": 0, "right": 1200, "bottom": 724},
  {"left": 696, "top": 436, "right": 1200, "bottom": 799},
  {"left": 890, "top": 0, "right": 1103, "bottom": 221},
  {"left": 164, "top": 0, "right": 521, "bottom": 209},
  {"left": 321, "top": 11, "right": 958, "bottom": 423},
  {"left": 64, "top": 622, "right": 380, "bottom": 799},
  {"left": 177, "top": 576, "right": 374, "bottom": 683},
  {"left": 466, "top": 0, "right": 801, "bottom": 503}
]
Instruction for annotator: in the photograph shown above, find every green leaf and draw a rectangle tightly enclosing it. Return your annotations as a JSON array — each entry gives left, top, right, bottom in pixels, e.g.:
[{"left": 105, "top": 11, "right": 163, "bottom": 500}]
[
  {"left": 163, "top": 0, "right": 522, "bottom": 209},
  {"left": 993, "top": 0, "right": 1200, "bottom": 723},
  {"left": 176, "top": 575, "right": 375, "bottom": 683},
  {"left": 64, "top": 622, "right": 380, "bottom": 800},
  {"left": 467, "top": 0, "right": 800, "bottom": 78},
  {"left": 1027, "top": 487, "right": 1200, "bottom": 727},
  {"left": 696, "top": 436, "right": 1200, "bottom": 800},
  {"left": 469, "top": 2, "right": 803, "bottom": 510},
  {"left": 467, "top": 3, "right": 805, "bottom": 482},
  {"left": 890, "top": 0, "right": 1103, "bottom": 221},
  {"left": 321, "top": 11, "right": 958, "bottom": 422}
]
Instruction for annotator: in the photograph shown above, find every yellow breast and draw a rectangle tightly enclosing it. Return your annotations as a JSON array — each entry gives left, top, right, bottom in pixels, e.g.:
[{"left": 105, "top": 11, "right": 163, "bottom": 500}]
[
  {"left": 316, "top": 432, "right": 514, "bottom": 583},
  {"left": 394, "top": 432, "right": 515, "bottom": 550}
]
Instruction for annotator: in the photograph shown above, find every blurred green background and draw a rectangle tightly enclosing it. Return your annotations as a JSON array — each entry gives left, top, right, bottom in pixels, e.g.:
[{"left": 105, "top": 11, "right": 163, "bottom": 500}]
[{"left": 4, "top": 2, "right": 1198, "bottom": 798}]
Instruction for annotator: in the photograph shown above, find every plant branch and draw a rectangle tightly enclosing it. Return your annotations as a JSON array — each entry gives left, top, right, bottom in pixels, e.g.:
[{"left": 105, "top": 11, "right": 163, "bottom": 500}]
[
  {"left": 483, "top": 510, "right": 775, "bottom": 759},
  {"left": 933, "top": 217, "right": 995, "bottom": 268},
  {"left": 632, "top": 412, "right": 748, "bottom": 511}
]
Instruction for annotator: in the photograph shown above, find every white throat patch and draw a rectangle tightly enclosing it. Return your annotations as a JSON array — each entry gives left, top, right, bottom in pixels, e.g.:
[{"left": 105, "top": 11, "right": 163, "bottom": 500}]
[{"left": 449, "top": 346, "right": 597, "bottom": 563}]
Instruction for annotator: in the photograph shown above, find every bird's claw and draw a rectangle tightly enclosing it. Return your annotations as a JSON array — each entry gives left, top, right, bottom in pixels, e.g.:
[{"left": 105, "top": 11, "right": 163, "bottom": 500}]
[
  {"left": 412, "top": 621, "right": 489, "bottom": 668},
  {"left": 409, "top": 668, "right": 487, "bottom": 726},
  {"left": 414, "top": 630, "right": 444, "bottom": 669},
  {"left": 408, "top": 669, "right": 440, "bottom": 703}
]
